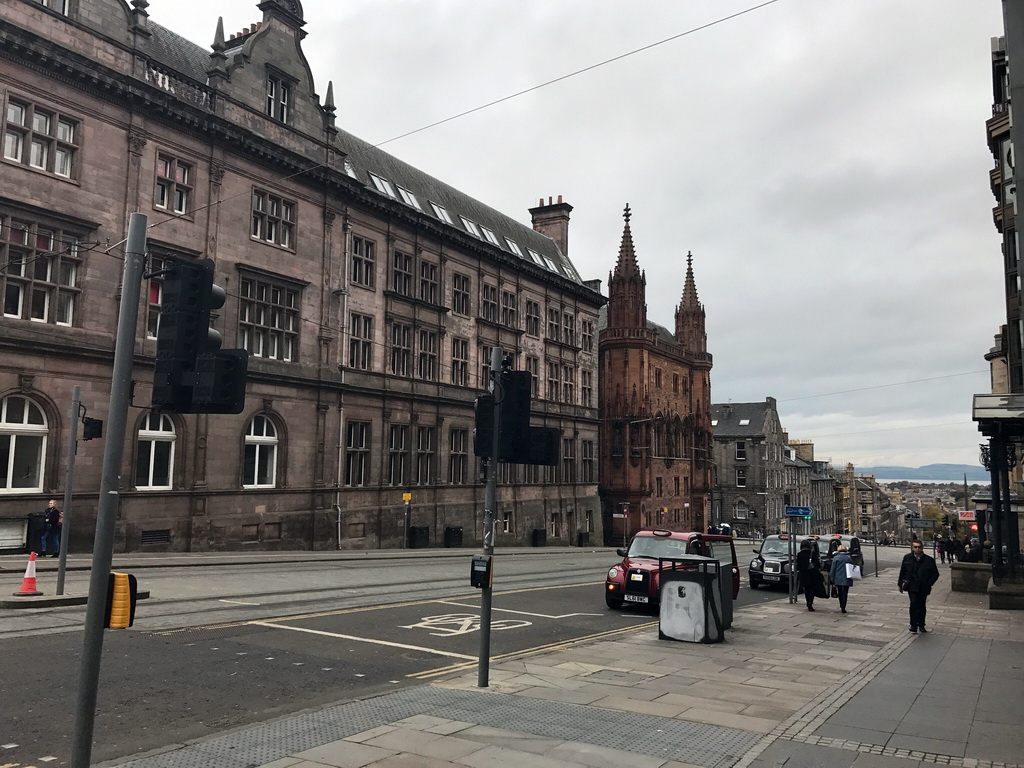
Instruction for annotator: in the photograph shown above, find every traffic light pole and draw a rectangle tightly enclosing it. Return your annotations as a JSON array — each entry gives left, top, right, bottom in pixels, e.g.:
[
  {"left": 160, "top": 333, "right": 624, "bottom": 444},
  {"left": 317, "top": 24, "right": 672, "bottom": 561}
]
[
  {"left": 477, "top": 345, "right": 504, "bottom": 688},
  {"left": 56, "top": 385, "right": 80, "bottom": 596},
  {"left": 72, "top": 213, "right": 148, "bottom": 768}
]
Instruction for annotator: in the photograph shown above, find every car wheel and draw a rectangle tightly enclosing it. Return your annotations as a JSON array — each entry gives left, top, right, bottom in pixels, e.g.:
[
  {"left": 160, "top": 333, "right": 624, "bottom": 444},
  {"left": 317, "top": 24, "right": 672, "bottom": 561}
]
[
  {"left": 605, "top": 593, "right": 623, "bottom": 609},
  {"left": 749, "top": 578, "right": 760, "bottom": 590}
]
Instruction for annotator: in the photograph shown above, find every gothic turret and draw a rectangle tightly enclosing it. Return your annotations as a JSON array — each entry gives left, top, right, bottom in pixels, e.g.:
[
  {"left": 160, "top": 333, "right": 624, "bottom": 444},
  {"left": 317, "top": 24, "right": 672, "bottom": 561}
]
[
  {"left": 606, "top": 205, "right": 647, "bottom": 329},
  {"left": 675, "top": 251, "right": 706, "bottom": 353}
]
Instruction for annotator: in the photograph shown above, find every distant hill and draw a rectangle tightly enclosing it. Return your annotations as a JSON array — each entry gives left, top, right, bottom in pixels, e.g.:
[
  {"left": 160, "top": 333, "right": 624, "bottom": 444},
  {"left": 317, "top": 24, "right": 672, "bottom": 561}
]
[{"left": 857, "top": 464, "right": 989, "bottom": 482}]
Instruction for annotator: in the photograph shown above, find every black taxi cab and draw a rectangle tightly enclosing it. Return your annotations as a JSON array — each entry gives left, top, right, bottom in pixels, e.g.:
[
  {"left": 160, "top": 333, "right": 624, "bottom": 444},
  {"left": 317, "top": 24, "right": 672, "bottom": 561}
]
[{"left": 604, "top": 529, "right": 740, "bottom": 609}]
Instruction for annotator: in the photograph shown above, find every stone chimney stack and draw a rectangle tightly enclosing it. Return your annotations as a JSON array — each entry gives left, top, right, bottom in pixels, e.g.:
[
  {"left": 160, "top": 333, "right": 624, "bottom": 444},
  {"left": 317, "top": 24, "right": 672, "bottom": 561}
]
[{"left": 529, "top": 195, "right": 573, "bottom": 256}]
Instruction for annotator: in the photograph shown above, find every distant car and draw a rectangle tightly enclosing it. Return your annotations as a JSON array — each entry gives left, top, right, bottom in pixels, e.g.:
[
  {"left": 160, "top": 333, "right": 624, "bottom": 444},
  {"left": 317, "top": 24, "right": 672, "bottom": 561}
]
[
  {"left": 604, "top": 529, "right": 739, "bottom": 609},
  {"left": 748, "top": 533, "right": 801, "bottom": 590}
]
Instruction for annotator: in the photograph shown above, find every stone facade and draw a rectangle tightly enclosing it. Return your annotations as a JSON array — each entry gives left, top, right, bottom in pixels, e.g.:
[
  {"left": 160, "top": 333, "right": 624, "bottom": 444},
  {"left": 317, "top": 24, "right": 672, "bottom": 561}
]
[
  {"left": 0, "top": 0, "right": 604, "bottom": 552},
  {"left": 597, "top": 208, "right": 713, "bottom": 544}
]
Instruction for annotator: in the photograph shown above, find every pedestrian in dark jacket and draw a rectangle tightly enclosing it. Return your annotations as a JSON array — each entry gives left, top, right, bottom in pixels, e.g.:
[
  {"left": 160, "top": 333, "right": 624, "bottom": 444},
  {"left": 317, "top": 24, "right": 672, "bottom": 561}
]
[
  {"left": 828, "top": 545, "right": 854, "bottom": 613},
  {"left": 898, "top": 540, "right": 940, "bottom": 633},
  {"left": 936, "top": 539, "right": 945, "bottom": 563},
  {"left": 40, "top": 499, "right": 62, "bottom": 557},
  {"left": 797, "top": 539, "right": 823, "bottom": 612}
]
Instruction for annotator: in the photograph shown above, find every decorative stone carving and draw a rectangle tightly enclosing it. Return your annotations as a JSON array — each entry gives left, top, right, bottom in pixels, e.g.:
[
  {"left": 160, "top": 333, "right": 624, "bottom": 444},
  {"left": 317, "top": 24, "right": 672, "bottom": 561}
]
[
  {"left": 18, "top": 374, "right": 34, "bottom": 391},
  {"left": 127, "top": 129, "right": 148, "bottom": 156},
  {"left": 262, "top": 398, "right": 274, "bottom": 412},
  {"left": 210, "top": 161, "right": 225, "bottom": 186}
]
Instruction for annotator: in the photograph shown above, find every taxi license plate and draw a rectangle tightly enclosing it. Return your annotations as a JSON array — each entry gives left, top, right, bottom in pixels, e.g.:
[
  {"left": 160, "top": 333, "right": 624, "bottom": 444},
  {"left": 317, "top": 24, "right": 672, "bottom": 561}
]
[
  {"left": 763, "top": 575, "right": 782, "bottom": 582},
  {"left": 624, "top": 594, "right": 649, "bottom": 603}
]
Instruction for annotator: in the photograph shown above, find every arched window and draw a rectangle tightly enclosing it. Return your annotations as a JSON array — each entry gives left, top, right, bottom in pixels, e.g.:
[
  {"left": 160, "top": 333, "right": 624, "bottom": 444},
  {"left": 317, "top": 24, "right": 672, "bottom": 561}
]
[
  {"left": 244, "top": 415, "right": 278, "bottom": 488},
  {"left": 135, "top": 412, "right": 175, "bottom": 490},
  {"left": 0, "top": 394, "right": 47, "bottom": 492}
]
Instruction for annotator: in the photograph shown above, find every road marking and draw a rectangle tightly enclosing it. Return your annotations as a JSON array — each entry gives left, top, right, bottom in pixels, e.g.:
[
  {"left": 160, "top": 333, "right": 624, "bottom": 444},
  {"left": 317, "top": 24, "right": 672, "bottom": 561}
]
[
  {"left": 407, "top": 620, "right": 659, "bottom": 679},
  {"left": 435, "top": 599, "right": 600, "bottom": 619},
  {"left": 399, "top": 613, "right": 531, "bottom": 636},
  {"left": 219, "top": 599, "right": 261, "bottom": 605},
  {"left": 248, "top": 621, "right": 476, "bottom": 660}
]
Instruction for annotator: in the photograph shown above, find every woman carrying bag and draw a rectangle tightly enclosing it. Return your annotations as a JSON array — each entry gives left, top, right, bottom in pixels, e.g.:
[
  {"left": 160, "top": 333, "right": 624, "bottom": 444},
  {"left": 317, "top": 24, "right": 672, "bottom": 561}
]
[
  {"left": 829, "top": 544, "right": 854, "bottom": 614},
  {"left": 797, "top": 538, "right": 826, "bottom": 611}
]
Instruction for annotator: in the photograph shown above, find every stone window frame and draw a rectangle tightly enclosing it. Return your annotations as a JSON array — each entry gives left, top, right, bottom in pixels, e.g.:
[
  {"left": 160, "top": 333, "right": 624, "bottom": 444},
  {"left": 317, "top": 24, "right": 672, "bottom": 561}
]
[
  {"left": 525, "top": 299, "right": 540, "bottom": 336},
  {"left": 344, "top": 420, "right": 371, "bottom": 486},
  {"left": 351, "top": 236, "right": 376, "bottom": 289},
  {"left": 3, "top": 94, "right": 79, "bottom": 179},
  {"left": 480, "top": 283, "right": 498, "bottom": 323},
  {"left": 525, "top": 356, "right": 540, "bottom": 398},
  {"left": 238, "top": 271, "right": 301, "bottom": 363},
  {"left": 154, "top": 152, "right": 194, "bottom": 216},
  {"left": 348, "top": 313, "right": 373, "bottom": 371},
  {"left": 1, "top": 211, "right": 82, "bottom": 327},
  {"left": 448, "top": 427, "right": 468, "bottom": 485},
  {"left": 390, "top": 322, "right": 411, "bottom": 376},
  {"left": 418, "top": 328, "right": 438, "bottom": 381},
  {"left": 451, "top": 272, "right": 471, "bottom": 315},
  {"left": 419, "top": 260, "right": 439, "bottom": 304},
  {"left": 501, "top": 289, "right": 518, "bottom": 328},
  {"left": 415, "top": 426, "right": 435, "bottom": 485},
  {"left": 392, "top": 249, "right": 413, "bottom": 296},
  {"left": 0, "top": 393, "right": 47, "bottom": 494},
  {"left": 265, "top": 68, "right": 295, "bottom": 124},
  {"left": 387, "top": 423, "right": 409, "bottom": 486},
  {"left": 251, "top": 188, "right": 296, "bottom": 250},
  {"left": 134, "top": 411, "right": 176, "bottom": 491},
  {"left": 450, "top": 337, "right": 469, "bottom": 386},
  {"left": 242, "top": 413, "right": 279, "bottom": 489}
]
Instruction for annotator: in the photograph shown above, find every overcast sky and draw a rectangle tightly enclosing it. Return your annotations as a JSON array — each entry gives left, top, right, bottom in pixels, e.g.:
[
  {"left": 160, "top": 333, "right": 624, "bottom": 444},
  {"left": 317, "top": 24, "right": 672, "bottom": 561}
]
[{"left": 157, "top": 0, "right": 1005, "bottom": 471}]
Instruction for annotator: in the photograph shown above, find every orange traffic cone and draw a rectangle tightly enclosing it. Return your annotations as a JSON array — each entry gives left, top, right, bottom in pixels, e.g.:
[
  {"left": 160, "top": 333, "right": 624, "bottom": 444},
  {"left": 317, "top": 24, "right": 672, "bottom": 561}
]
[{"left": 12, "top": 552, "right": 43, "bottom": 597}]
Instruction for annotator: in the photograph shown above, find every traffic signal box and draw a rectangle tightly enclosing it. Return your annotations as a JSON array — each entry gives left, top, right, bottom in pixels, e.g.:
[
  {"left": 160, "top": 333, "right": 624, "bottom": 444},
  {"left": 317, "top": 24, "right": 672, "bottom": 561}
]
[
  {"left": 152, "top": 259, "right": 249, "bottom": 414},
  {"left": 474, "top": 368, "right": 559, "bottom": 465}
]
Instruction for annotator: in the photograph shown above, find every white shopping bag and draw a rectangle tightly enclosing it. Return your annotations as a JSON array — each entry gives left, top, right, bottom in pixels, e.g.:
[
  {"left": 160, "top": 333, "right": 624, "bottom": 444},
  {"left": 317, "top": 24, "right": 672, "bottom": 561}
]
[{"left": 846, "top": 563, "right": 862, "bottom": 580}]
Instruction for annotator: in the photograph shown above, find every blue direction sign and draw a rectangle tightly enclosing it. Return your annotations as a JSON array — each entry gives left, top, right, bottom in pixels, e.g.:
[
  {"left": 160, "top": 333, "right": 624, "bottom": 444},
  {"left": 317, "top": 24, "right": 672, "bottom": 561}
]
[{"left": 785, "top": 506, "right": 814, "bottom": 518}]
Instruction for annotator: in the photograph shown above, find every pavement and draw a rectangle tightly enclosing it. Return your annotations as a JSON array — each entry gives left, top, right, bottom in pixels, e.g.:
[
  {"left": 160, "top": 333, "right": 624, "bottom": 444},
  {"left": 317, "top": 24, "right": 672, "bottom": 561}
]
[{"left": 5, "top": 547, "right": 1023, "bottom": 768}]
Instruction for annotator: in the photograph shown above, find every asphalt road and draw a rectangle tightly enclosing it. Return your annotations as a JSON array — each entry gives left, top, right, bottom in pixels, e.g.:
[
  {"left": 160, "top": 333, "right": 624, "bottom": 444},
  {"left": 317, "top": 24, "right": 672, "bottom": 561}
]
[{"left": 0, "top": 546, "right": 905, "bottom": 766}]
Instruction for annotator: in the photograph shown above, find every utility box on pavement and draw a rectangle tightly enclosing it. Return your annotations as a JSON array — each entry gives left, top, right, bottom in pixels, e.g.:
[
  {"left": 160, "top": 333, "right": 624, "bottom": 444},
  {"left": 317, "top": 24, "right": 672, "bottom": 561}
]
[{"left": 658, "top": 556, "right": 725, "bottom": 644}]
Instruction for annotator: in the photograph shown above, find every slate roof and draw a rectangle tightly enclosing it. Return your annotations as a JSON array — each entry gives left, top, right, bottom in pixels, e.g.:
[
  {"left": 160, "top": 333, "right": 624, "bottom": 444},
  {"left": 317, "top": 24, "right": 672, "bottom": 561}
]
[
  {"left": 710, "top": 401, "right": 769, "bottom": 437},
  {"left": 139, "top": 21, "right": 588, "bottom": 288}
]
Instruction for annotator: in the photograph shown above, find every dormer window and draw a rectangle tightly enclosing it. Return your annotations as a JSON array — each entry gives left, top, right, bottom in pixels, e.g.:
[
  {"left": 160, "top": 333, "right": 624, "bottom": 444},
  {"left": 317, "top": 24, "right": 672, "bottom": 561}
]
[
  {"left": 368, "top": 172, "right": 397, "bottom": 199},
  {"left": 480, "top": 227, "right": 500, "bottom": 246},
  {"left": 396, "top": 185, "right": 421, "bottom": 210},
  {"left": 459, "top": 216, "right": 481, "bottom": 238},
  {"left": 429, "top": 202, "right": 453, "bottom": 224},
  {"left": 266, "top": 72, "right": 293, "bottom": 123},
  {"left": 505, "top": 238, "right": 524, "bottom": 257}
]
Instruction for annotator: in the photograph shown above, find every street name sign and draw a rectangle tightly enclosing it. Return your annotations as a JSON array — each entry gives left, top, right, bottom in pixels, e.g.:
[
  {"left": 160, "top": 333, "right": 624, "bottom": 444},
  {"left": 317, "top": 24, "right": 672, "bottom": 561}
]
[
  {"left": 785, "top": 506, "right": 814, "bottom": 517},
  {"left": 909, "top": 519, "right": 938, "bottom": 529}
]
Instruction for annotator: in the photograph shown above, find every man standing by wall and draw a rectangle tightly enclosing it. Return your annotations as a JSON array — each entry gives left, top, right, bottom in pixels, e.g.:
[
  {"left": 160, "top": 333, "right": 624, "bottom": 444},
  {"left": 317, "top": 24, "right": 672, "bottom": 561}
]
[
  {"left": 898, "top": 540, "right": 939, "bottom": 633},
  {"left": 40, "top": 500, "right": 62, "bottom": 557}
]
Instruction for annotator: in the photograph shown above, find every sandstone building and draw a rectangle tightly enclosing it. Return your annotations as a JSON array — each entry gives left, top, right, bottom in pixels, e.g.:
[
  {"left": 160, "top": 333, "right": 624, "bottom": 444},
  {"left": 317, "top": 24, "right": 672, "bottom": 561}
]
[
  {"left": 597, "top": 208, "right": 713, "bottom": 543},
  {"left": 0, "top": 0, "right": 604, "bottom": 552}
]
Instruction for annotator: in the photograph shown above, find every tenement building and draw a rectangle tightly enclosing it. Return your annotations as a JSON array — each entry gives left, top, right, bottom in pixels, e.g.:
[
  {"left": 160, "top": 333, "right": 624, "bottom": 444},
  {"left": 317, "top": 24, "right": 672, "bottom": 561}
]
[
  {"left": 0, "top": 0, "right": 604, "bottom": 551},
  {"left": 597, "top": 207, "right": 713, "bottom": 544}
]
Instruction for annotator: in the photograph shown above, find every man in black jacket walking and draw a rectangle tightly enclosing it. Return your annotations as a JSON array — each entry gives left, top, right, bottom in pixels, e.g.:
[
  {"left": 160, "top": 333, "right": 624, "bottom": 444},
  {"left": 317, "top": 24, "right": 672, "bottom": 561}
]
[{"left": 898, "top": 540, "right": 940, "bottom": 633}]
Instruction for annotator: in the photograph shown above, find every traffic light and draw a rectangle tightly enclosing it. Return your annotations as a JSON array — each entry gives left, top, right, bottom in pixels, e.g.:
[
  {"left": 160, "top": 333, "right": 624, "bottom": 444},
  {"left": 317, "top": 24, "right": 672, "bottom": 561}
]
[
  {"left": 498, "top": 369, "right": 532, "bottom": 461},
  {"left": 152, "top": 259, "right": 248, "bottom": 414},
  {"left": 473, "top": 393, "right": 495, "bottom": 457}
]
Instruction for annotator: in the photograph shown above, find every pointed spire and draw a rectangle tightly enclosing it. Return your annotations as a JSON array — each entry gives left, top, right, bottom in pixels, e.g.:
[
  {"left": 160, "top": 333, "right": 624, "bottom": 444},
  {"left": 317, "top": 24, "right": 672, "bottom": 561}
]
[
  {"left": 325, "top": 80, "right": 335, "bottom": 112},
  {"left": 613, "top": 204, "right": 641, "bottom": 279},
  {"left": 213, "top": 16, "right": 226, "bottom": 52},
  {"left": 680, "top": 251, "right": 700, "bottom": 309}
]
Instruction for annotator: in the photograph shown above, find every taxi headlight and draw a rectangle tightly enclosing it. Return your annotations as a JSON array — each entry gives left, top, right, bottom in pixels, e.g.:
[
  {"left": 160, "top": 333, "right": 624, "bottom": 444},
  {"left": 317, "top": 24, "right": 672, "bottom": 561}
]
[{"left": 608, "top": 567, "right": 619, "bottom": 579}]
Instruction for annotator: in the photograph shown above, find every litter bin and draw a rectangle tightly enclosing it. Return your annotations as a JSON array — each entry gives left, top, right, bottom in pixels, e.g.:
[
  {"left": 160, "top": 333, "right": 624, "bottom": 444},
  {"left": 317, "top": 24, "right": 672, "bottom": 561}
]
[
  {"left": 0, "top": 515, "right": 29, "bottom": 553},
  {"left": 407, "top": 525, "right": 429, "bottom": 548},
  {"left": 658, "top": 556, "right": 724, "bottom": 644},
  {"left": 532, "top": 528, "right": 546, "bottom": 547},
  {"left": 444, "top": 526, "right": 463, "bottom": 548},
  {"left": 576, "top": 531, "right": 590, "bottom": 547},
  {"left": 26, "top": 512, "right": 45, "bottom": 555}
]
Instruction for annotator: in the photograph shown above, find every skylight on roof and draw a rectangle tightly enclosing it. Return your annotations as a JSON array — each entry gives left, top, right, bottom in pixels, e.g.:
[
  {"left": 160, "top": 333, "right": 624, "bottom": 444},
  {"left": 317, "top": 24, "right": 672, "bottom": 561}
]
[
  {"left": 460, "top": 216, "right": 481, "bottom": 237},
  {"left": 527, "top": 249, "right": 545, "bottom": 266},
  {"left": 368, "top": 172, "right": 396, "bottom": 199},
  {"left": 430, "top": 202, "right": 453, "bottom": 224},
  {"left": 739, "top": 419, "right": 750, "bottom": 426},
  {"left": 505, "top": 238, "right": 524, "bottom": 257},
  {"left": 541, "top": 255, "right": 557, "bottom": 271},
  {"left": 480, "top": 227, "right": 500, "bottom": 246},
  {"left": 396, "top": 185, "right": 422, "bottom": 211}
]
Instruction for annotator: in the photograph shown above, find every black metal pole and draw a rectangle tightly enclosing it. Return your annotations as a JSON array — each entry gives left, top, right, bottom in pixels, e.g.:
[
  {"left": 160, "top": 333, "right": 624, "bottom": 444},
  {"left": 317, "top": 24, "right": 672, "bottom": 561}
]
[
  {"left": 477, "top": 345, "right": 503, "bottom": 687},
  {"left": 71, "top": 213, "right": 147, "bottom": 768},
  {"left": 57, "top": 385, "right": 80, "bottom": 595}
]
